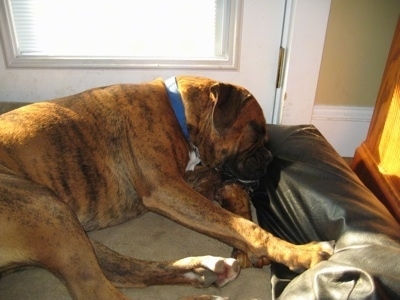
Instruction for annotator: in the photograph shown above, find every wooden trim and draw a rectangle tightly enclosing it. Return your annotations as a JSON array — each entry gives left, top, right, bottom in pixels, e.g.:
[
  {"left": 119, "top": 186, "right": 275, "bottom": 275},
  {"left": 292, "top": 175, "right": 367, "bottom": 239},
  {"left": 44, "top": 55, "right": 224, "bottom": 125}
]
[
  {"left": 352, "top": 16, "right": 400, "bottom": 224},
  {"left": 352, "top": 143, "right": 400, "bottom": 223}
]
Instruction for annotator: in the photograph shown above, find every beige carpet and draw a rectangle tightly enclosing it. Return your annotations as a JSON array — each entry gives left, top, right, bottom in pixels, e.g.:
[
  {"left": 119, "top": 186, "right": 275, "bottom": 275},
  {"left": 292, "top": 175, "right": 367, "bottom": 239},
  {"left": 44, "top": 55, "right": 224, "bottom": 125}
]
[{"left": 0, "top": 211, "right": 272, "bottom": 300}]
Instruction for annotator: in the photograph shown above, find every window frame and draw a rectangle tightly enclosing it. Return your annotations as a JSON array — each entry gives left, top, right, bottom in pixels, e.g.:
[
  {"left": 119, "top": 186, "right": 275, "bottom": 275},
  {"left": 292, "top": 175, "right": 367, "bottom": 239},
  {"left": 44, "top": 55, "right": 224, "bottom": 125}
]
[{"left": 0, "top": 0, "right": 242, "bottom": 69}]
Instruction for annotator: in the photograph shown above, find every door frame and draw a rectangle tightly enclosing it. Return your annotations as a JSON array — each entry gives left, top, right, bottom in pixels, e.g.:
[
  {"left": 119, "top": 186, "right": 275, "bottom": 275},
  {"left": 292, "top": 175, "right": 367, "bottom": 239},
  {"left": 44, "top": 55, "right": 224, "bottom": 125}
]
[{"left": 273, "top": 0, "right": 331, "bottom": 125}]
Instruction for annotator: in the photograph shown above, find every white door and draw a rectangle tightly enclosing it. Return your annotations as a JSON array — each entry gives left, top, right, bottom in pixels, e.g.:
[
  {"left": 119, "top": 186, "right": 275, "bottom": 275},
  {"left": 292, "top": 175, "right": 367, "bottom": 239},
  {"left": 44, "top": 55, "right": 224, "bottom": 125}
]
[{"left": 211, "top": 0, "right": 287, "bottom": 123}]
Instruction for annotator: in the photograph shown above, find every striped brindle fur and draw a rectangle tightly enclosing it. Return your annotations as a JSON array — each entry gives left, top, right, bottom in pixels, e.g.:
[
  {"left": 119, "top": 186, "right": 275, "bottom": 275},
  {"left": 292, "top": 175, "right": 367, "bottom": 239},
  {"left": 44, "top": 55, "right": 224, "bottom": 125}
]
[{"left": 0, "top": 76, "right": 333, "bottom": 299}]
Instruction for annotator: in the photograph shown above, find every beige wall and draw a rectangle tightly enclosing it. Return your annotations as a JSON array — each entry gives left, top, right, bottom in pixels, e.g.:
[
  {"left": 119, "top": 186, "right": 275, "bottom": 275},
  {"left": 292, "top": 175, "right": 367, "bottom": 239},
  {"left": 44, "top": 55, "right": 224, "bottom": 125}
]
[{"left": 315, "top": 0, "right": 400, "bottom": 107}]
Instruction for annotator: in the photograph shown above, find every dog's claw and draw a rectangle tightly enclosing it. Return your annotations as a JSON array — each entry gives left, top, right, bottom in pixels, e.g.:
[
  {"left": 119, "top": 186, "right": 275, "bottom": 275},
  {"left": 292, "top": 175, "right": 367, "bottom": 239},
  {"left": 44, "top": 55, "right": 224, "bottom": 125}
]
[
  {"left": 324, "top": 240, "right": 336, "bottom": 252},
  {"left": 318, "top": 240, "right": 335, "bottom": 260}
]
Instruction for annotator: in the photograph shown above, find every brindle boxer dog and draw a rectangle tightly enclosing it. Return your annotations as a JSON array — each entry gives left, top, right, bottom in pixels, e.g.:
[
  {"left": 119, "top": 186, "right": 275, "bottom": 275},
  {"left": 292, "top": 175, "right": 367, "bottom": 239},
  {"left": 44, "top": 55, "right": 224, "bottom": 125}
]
[{"left": 0, "top": 76, "right": 333, "bottom": 299}]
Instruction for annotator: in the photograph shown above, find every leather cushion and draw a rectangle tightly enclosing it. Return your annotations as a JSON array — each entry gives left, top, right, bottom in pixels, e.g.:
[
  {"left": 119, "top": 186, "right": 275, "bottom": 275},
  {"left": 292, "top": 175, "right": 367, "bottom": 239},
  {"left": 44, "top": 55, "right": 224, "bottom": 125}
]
[{"left": 252, "top": 124, "right": 400, "bottom": 299}]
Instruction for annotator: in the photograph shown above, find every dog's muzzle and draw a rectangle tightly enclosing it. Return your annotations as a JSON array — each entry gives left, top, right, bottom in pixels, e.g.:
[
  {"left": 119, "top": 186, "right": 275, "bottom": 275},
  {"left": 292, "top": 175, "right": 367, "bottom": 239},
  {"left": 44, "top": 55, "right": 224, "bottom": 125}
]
[{"left": 219, "top": 146, "right": 273, "bottom": 182}]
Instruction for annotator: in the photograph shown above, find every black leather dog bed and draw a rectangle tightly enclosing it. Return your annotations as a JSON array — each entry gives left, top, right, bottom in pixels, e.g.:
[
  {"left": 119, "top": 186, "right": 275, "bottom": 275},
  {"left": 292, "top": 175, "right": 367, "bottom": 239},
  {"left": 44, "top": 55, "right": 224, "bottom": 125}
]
[{"left": 252, "top": 124, "right": 400, "bottom": 299}]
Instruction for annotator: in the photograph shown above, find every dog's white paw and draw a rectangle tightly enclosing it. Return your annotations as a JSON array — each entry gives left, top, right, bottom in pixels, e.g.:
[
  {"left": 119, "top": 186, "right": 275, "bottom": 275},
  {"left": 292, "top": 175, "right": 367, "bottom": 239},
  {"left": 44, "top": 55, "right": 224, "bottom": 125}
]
[{"left": 183, "top": 256, "right": 240, "bottom": 288}]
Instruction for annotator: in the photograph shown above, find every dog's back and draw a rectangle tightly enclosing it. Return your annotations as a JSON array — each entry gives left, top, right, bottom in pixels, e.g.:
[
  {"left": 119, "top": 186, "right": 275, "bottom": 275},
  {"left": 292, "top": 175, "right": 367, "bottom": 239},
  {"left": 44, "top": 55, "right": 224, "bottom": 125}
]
[{"left": 0, "top": 82, "right": 182, "bottom": 230}]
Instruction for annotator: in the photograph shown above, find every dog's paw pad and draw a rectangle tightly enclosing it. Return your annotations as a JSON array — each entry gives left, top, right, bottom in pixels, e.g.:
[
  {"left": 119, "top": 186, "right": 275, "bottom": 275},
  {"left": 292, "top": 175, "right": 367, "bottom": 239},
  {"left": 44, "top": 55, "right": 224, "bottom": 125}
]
[
  {"left": 214, "top": 258, "right": 239, "bottom": 287},
  {"left": 202, "top": 256, "right": 240, "bottom": 287}
]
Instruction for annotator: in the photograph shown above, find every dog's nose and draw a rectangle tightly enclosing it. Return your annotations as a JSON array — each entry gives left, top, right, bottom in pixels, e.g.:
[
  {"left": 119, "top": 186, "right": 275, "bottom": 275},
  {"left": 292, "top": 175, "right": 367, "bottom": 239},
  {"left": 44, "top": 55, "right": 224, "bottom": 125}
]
[{"left": 253, "top": 147, "right": 273, "bottom": 176}]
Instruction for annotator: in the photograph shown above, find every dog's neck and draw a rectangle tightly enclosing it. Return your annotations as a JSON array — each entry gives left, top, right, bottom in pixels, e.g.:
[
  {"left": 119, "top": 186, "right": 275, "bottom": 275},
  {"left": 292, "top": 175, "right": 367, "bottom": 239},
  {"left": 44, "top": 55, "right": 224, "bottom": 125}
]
[
  {"left": 165, "top": 77, "right": 200, "bottom": 171},
  {"left": 165, "top": 77, "right": 190, "bottom": 141}
]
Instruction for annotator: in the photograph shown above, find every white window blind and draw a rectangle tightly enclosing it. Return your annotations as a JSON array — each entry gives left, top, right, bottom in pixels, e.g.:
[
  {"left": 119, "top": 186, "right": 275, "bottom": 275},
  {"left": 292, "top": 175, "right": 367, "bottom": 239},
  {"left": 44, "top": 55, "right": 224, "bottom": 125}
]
[{"left": 0, "top": 0, "right": 241, "bottom": 68}]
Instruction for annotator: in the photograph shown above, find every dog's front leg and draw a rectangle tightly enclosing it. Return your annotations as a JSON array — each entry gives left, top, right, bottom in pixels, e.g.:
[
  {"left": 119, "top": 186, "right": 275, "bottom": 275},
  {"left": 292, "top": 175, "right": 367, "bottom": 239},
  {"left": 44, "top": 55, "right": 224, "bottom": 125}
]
[
  {"left": 143, "top": 178, "right": 333, "bottom": 272},
  {"left": 184, "top": 167, "right": 267, "bottom": 268},
  {"left": 214, "top": 182, "right": 269, "bottom": 268}
]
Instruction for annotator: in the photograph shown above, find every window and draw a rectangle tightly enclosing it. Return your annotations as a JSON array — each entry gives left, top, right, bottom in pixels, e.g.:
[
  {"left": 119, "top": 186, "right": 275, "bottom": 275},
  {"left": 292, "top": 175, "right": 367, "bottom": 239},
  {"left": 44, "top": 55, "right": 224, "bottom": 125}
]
[{"left": 0, "top": 0, "right": 241, "bottom": 68}]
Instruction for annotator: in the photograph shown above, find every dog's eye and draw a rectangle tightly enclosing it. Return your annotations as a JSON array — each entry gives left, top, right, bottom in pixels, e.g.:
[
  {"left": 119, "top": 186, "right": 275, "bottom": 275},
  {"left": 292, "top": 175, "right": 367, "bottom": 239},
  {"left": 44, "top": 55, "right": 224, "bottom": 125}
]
[{"left": 250, "top": 121, "right": 267, "bottom": 137}]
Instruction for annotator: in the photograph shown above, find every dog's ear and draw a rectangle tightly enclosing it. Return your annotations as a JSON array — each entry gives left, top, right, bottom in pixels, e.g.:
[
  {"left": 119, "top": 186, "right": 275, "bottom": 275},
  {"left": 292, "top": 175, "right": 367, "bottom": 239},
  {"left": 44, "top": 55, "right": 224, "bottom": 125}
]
[{"left": 210, "top": 82, "right": 249, "bottom": 130}]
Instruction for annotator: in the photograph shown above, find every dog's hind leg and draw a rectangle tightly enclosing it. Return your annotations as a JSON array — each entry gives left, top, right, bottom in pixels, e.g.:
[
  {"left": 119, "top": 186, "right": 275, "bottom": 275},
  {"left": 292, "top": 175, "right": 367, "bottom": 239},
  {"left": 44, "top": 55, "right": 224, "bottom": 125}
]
[
  {"left": 0, "top": 173, "right": 128, "bottom": 300},
  {"left": 91, "top": 239, "right": 240, "bottom": 288}
]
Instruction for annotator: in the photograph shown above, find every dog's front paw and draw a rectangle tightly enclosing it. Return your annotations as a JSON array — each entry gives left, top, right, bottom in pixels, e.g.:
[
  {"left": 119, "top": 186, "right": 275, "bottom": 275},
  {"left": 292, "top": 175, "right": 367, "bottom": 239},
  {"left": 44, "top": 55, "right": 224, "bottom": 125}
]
[
  {"left": 183, "top": 256, "right": 240, "bottom": 288},
  {"left": 289, "top": 240, "right": 335, "bottom": 272}
]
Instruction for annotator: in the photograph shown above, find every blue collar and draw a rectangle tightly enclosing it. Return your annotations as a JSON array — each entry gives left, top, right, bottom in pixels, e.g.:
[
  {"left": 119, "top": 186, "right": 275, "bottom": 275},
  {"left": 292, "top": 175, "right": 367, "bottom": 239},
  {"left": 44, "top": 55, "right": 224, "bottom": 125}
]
[{"left": 165, "top": 77, "right": 190, "bottom": 141}]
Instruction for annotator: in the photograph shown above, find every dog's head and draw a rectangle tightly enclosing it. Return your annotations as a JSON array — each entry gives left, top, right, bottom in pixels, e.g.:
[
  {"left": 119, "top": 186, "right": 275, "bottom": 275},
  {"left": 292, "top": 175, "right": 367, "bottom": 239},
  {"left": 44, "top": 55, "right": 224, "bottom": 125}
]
[{"left": 196, "top": 81, "right": 273, "bottom": 181}]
